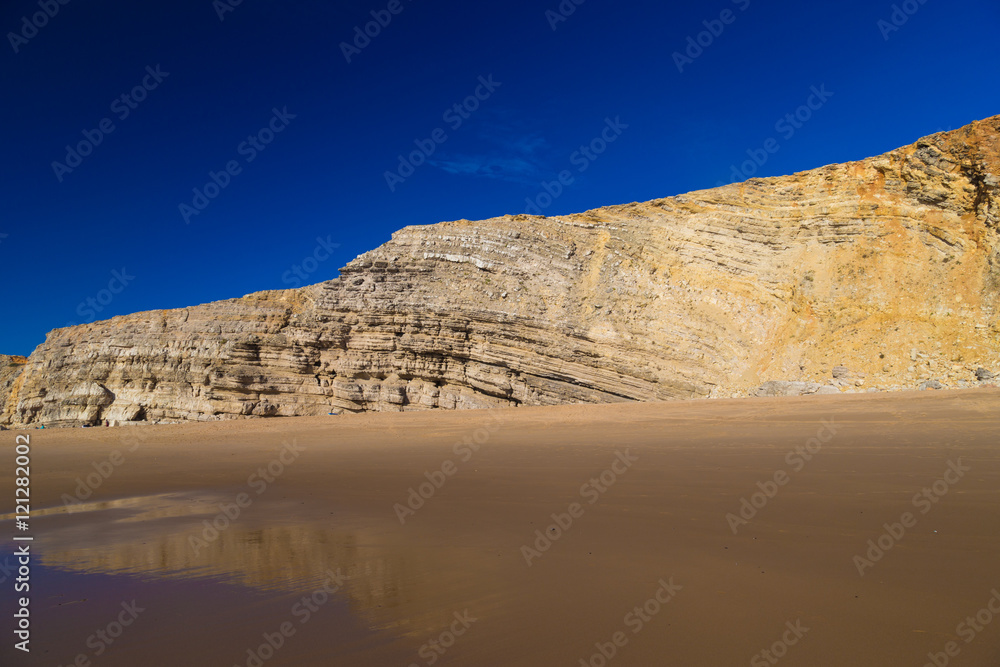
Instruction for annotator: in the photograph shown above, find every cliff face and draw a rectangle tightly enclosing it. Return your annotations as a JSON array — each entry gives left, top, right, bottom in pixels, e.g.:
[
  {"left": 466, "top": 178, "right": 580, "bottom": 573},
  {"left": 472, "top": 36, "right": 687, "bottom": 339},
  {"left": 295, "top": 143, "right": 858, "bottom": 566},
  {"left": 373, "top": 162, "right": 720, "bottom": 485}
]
[
  {"left": 0, "top": 355, "right": 27, "bottom": 426},
  {"left": 5, "top": 116, "right": 1000, "bottom": 426}
]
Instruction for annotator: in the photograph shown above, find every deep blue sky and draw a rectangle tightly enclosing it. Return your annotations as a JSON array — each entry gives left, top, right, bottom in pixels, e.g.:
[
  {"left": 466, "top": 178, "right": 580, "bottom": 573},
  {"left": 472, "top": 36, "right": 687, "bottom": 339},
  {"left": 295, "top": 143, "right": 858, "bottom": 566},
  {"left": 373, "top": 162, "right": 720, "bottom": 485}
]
[{"left": 2, "top": 0, "right": 998, "bottom": 356}]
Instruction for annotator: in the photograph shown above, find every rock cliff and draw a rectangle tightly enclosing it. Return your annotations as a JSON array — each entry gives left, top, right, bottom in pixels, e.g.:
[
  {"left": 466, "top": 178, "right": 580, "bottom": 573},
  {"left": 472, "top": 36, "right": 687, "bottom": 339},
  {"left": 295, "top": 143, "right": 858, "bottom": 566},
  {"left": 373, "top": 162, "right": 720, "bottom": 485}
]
[
  {"left": 4, "top": 116, "right": 1000, "bottom": 426},
  {"left": 0, "top": 355, "right": 27, "bottom": 427}
]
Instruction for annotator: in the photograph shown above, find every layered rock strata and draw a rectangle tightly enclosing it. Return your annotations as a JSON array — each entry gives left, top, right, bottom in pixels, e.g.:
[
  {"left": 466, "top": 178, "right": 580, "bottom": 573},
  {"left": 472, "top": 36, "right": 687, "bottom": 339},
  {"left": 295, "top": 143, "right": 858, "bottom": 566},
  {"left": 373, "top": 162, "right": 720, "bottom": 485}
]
[{"left": 4, "top": 116, "right": 1000, "bottom": 425}]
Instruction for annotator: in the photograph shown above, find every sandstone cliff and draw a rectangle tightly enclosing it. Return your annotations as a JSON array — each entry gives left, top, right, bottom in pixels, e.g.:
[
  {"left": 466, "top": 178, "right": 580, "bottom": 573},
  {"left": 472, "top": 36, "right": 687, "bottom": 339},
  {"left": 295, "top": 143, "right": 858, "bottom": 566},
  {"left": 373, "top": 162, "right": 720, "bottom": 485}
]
[
  {"left": 4, "top": 116, "right": 1000, "bottom": 426},
  {"left": 0, "top": 355, "right": 27, "bottom": 426}
]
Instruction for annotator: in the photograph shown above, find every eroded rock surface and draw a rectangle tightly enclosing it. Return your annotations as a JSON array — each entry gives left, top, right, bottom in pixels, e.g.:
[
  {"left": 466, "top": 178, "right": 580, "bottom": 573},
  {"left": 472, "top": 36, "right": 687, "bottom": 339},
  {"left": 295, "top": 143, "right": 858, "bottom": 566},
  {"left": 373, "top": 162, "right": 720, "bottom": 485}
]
[
  {"left": 4, "top": 117, "right": 1000, "bottom": 426},
  {"left": 0, "top": 355, "right": 27, "bottom": 425}
]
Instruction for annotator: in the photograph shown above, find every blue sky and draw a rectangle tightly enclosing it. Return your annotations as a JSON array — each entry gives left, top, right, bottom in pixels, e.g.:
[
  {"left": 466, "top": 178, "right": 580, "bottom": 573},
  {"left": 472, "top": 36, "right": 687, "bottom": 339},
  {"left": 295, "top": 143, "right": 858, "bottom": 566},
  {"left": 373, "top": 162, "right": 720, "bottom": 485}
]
[{"left": 1, "top": 0, "right": 998, "bottom": 356}]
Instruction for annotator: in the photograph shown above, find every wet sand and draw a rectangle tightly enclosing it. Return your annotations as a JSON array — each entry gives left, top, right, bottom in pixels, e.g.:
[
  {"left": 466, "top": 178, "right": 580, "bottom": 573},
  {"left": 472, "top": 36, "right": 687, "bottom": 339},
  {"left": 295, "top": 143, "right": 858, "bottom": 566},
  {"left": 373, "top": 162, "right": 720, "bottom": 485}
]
[{"left": 2, "top": 389, "right": 1000, "bottom": 666}]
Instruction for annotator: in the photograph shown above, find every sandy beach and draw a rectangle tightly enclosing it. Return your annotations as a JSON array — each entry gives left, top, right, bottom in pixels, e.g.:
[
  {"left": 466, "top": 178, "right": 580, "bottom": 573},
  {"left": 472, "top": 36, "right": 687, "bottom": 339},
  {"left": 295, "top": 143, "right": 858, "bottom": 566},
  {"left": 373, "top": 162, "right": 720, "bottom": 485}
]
[{"left": 3, "top": 389, "right": 1000, "bottom": 666}]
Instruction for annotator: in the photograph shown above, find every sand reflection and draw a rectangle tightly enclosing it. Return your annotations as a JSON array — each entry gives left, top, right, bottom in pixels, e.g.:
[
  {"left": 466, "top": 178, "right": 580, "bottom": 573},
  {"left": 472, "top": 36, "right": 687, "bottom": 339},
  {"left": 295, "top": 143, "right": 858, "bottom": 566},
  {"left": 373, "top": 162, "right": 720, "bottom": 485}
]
[{"left": 23, "top": 492, "right": 500, "bottom": 638}]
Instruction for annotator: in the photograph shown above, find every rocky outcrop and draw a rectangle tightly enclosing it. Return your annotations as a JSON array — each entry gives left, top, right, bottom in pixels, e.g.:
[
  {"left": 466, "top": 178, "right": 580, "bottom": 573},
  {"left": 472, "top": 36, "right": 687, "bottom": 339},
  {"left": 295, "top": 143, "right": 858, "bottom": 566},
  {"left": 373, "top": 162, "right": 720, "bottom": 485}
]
[
  {"left": 753, "top": 381, "right": 840, "bottom": 397},
  {"left": 0, "top": 355, "right": 27, "bottom": 425},
  {"left": 4, "top": 116, "right": 1000, "bottom": 426}
]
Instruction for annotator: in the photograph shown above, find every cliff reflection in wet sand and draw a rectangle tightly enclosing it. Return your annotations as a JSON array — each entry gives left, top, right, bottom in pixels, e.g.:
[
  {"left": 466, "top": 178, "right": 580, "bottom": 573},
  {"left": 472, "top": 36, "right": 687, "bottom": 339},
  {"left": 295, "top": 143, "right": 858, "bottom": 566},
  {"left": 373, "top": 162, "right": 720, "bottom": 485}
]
[{"left": 24, "top": 491, "right": 502, "bottom": 640}]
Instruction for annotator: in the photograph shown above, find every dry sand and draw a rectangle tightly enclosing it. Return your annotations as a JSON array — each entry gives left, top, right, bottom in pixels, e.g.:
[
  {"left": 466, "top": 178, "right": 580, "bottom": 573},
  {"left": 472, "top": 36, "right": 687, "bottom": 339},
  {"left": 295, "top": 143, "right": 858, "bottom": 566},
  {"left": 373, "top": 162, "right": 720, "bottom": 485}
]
[{"left": 2, "top": 389, "right": 1000, "bottom": 666}]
